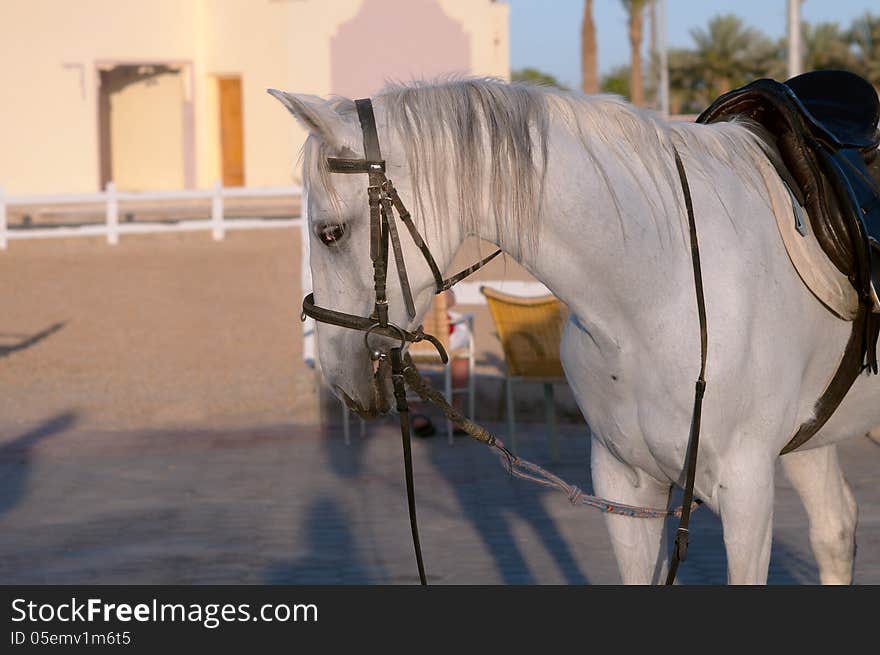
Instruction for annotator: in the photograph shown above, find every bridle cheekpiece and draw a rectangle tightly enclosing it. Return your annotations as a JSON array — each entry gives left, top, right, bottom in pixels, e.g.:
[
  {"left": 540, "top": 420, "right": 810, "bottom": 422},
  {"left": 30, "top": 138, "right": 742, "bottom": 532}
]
[{"left": 301, "top": 98, "right": 500, "bottom": 364}]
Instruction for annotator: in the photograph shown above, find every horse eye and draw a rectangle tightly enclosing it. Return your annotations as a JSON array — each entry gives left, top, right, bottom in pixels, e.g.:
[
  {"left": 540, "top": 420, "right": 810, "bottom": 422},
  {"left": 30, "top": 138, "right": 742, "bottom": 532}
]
[{"left": 316, "top": 223, "right": 346, "bottom": 246}]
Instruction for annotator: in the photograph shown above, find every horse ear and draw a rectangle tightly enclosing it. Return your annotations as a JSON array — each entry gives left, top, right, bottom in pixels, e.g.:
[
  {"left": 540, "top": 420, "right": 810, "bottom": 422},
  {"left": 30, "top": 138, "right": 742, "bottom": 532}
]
[{"left": 267, "top": 89, "right": 353, "bottom": 149}]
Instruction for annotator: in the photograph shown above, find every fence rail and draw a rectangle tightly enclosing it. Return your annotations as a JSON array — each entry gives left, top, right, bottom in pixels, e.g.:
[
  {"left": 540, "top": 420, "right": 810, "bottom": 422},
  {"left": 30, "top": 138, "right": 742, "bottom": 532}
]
[{"left": 0, "top": 181, "right": 303, "bottom": 249}]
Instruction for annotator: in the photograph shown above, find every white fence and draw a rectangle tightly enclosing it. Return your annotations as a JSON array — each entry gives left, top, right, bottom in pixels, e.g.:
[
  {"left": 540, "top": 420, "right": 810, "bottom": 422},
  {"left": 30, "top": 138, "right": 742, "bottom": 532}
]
[{"left": 0, "top": 181, "right": 303, "bottom": 249}]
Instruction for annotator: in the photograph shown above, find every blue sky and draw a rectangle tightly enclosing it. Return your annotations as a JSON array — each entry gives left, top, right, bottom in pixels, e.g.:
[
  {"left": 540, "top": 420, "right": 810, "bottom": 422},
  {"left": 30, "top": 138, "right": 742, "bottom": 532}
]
[{"left": 509, "top": 0, "right": 877, "bottom": 87}]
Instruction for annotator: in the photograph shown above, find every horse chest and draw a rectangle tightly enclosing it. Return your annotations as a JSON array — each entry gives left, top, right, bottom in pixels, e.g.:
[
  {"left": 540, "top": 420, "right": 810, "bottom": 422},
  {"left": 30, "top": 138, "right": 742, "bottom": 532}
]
[{"left": 566, "top": 343, "right": 680, "bottom": 476}]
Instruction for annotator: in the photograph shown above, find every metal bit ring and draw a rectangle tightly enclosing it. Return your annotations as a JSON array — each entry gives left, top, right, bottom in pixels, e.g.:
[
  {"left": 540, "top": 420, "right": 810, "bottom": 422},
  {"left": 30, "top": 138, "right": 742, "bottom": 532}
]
[{"left": 364, "top": 322, "right": 407, "bottom": 360}]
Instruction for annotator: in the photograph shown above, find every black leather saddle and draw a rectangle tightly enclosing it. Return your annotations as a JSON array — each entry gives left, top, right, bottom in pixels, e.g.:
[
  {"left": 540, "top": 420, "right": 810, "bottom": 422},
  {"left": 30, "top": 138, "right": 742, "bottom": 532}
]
[
  {"left": 785, "top": 69, "right": 879, "bottom": 149},
  {"left": 698, "top": 70, "right": 880, "bottom": 371}
]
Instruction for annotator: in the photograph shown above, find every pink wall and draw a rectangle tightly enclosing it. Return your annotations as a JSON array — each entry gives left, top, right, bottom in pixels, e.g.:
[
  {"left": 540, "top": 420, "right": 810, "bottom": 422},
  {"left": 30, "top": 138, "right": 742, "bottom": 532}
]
[{"left": 331, "top": 0, "right": 470, "bottom": 99}]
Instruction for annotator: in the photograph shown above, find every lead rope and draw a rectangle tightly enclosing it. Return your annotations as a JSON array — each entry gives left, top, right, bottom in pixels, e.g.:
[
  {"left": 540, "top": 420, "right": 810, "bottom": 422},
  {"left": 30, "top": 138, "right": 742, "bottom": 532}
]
[{"left": 400, "top": 356, "right": 701, "bottom": 520}]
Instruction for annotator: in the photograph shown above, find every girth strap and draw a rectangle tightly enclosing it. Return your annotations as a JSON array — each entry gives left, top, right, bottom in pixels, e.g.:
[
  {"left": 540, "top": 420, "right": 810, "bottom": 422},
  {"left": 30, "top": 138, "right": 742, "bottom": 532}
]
[{"left": 780, "top": 305, "right": 870, "bottom": 454}]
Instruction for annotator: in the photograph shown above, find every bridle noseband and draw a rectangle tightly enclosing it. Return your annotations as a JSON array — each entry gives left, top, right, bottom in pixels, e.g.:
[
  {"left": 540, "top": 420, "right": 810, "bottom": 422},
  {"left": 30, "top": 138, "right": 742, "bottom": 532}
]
[{"left": 301, "top": 98, "right": 500, "bottom": 365}]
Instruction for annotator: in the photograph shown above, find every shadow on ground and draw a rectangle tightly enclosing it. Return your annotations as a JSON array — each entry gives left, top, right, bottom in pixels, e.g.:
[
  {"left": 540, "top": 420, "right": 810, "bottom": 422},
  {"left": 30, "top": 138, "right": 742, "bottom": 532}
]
[
  {"left": 315, "top": 409, "right": 592, "bottom": 584},
  {"left": 265, "top": 497, "right": 377, "bottom": 584},
  {"left": 669, "top": 501, "right": 819, "bottom": 584},
  {"left": 0, "top": 322, "right": 66, "bottom": 360},
  {"left": 0, "top": 411, "right": 77, "bottom": 518}
]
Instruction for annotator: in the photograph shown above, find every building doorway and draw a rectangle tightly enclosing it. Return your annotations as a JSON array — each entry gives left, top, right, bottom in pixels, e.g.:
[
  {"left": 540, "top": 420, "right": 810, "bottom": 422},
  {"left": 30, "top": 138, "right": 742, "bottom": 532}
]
[
  {"left": 97, "top": 64, "right": 193, "bottom": 191},
  {"left": 218, "top": 76, "right": 245, "bottom": 187}
]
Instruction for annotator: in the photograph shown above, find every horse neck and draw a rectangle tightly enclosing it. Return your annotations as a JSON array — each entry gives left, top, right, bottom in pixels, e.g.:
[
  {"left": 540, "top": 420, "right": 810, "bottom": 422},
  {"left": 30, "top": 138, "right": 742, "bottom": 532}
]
[{"left": 472, "top": 118, "right": 695, "bottom": 330}]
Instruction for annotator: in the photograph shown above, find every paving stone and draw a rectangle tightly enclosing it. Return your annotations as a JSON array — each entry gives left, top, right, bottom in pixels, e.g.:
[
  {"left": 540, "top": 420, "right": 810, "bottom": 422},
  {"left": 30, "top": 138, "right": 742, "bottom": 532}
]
[{"left": 0, "top": 417, "right": 877, "bottom": 584}]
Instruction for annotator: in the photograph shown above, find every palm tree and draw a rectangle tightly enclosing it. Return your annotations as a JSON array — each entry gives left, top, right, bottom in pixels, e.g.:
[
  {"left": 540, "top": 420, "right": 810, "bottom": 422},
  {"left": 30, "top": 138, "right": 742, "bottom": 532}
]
[
  {"left": 511, "top": 68, "right": 568, "bottom": 90},
  {"left": 689, "top": 14, "right": 775, "bottom": 97},
  {"left": 848, "top": 12, "right": 880, "bottom": 87},
  {"left": 600, "top": 64, "right": 630, "bottom": 99},
  {"left": 582, "top": 0, "right": 598, "bottom": 93},
  {"left": 622, "top": 0, "right": 646, "bottom": 106},
  {"left": 802, "top": 22, "right": 856, "bottom": 72},
  {"left": 667, "top": 47, "right": 701, "bottom": 114}
]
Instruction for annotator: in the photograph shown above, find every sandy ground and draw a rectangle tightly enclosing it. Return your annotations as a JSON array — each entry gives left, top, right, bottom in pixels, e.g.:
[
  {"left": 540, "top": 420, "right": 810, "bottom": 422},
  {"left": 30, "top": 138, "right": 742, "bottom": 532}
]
[
  {"left": 1, "top": 229, "right": 310, "bottom": 431},
  {"left": 0, "top": 228, "right": 573, "bottom": 434}
]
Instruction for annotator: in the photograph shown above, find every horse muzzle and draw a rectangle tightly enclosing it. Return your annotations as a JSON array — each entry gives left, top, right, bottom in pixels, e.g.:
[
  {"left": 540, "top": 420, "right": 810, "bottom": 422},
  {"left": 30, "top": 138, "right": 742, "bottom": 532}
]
[{"left": 332, "top": 363, "right": 393, "bottom": 419}]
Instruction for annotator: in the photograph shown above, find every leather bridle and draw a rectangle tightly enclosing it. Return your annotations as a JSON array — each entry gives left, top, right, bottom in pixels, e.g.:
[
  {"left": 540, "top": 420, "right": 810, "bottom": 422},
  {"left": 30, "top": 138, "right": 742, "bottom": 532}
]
[
  {"left": 301, "top": 98, "right": 501, "bottom": 585},
  {"left": 301, "top": 97, "right": 707, "bottom": 587},
  {"left": 301, "top": 98, "right": 500, "bottom": 366}
]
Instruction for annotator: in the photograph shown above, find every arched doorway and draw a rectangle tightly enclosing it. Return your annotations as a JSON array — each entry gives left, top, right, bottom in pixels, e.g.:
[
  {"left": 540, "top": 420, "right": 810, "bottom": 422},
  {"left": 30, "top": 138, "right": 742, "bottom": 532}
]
[{"left": 97, "top": 63, "right": 194, "bottom": 191}]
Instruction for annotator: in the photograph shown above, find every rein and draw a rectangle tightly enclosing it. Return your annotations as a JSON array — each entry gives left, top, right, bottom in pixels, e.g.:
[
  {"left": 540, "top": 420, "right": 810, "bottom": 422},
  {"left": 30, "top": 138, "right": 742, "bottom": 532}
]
[
  {"left": 401, "top": 355, "right": 702, "bottom": 520},
  {"left": 302, "top": 97, "right": 708, "bottom": 586}
]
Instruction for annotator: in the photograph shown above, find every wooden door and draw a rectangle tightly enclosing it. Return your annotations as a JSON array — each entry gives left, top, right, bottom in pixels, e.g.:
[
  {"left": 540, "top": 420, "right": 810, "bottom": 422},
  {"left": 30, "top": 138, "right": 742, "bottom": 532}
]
[{"left": 219, "top": 77, "right": 244, "bottom": 187}]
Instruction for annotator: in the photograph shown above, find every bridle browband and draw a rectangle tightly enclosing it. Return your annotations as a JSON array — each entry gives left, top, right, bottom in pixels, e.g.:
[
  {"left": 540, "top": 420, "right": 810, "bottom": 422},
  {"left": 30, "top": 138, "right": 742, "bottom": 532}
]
[
  {"left": 301, "top": 98, "right": 500, "bottom": 364},
  {"left": 301, "top": 97, "right": 707, "bottom": 587}
]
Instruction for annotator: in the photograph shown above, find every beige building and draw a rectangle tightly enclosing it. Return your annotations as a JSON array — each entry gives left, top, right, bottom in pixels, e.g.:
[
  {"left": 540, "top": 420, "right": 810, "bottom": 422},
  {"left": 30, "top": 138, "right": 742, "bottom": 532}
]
[{"left": 0, "top": 0, "right": 509, "bottom": 194}]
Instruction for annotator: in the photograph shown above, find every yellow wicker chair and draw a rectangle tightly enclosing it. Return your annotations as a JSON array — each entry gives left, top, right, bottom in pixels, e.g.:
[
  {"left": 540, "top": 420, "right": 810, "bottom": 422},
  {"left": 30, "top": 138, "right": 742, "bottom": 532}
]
[{"left": 480, "top": 286, "right": 569, "bottom": 458}]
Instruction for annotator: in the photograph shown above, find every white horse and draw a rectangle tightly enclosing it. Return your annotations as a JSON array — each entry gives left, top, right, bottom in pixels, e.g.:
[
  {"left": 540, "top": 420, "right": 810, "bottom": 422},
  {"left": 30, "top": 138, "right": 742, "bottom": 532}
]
[{"left": 270, "top": 78, "right": 880, "bottom": 584}]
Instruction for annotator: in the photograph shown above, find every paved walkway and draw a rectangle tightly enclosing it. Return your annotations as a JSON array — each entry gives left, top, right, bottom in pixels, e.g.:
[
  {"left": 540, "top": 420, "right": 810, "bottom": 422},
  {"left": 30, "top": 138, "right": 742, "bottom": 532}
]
[{"left": 1, "top": 415, "right": 877, "bottom": 585}]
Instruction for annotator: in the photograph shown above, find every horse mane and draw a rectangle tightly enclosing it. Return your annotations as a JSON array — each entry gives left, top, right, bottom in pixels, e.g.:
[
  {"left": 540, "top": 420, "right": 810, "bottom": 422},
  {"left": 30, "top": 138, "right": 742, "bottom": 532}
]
[
  {"left": 304, "top": 77, "right": 774, "bottom": 254},
  {"left": 380, "top": 77, "right": 549, "bottom": 257}
]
